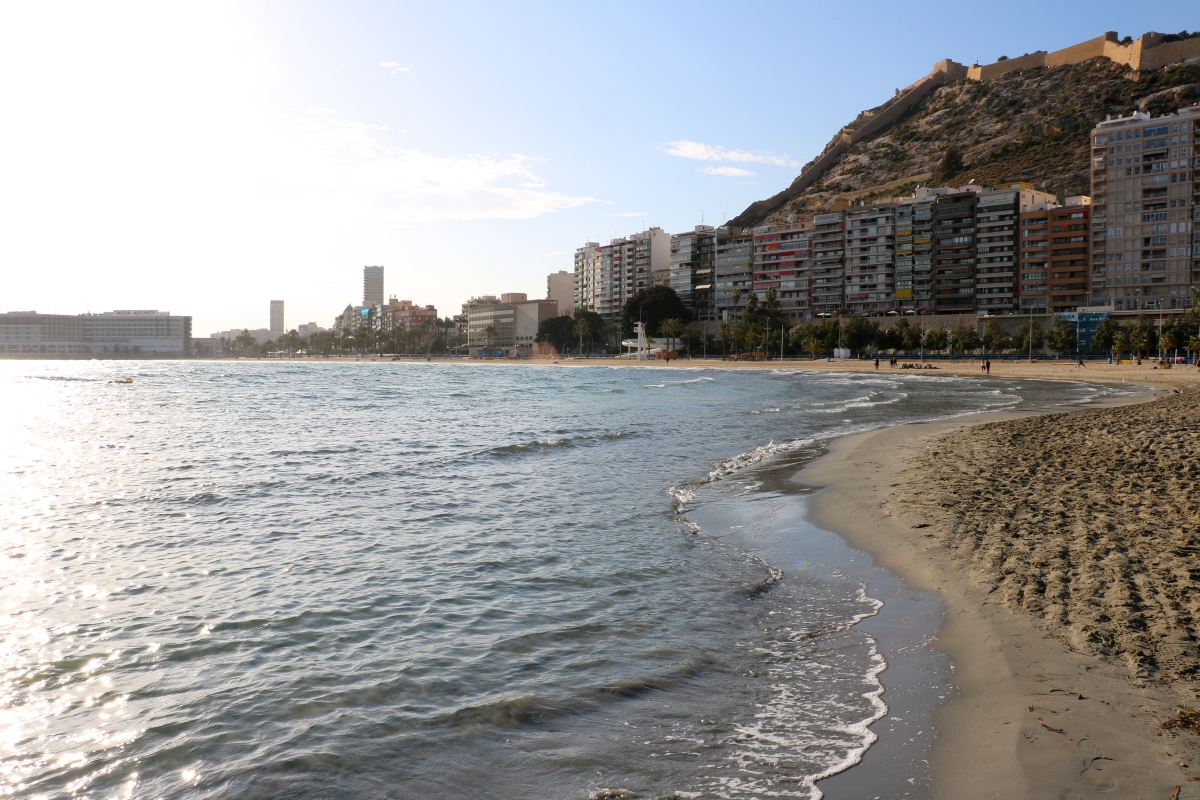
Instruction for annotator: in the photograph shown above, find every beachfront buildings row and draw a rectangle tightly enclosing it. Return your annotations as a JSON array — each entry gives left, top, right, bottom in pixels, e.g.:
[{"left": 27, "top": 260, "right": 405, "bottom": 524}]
[
  {"left": 571, "top": 104, "right": 1199, "bottom": 322},
  {"left": 0, "top": 310, "right": 193, "bottom": 357}
]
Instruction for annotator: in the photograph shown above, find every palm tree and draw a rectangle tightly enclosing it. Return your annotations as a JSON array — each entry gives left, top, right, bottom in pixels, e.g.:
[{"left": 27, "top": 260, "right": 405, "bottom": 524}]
[
  {"left": 572, "top": 314, "right": 592, "bottom": 357},
  {"left": 659, "top": 318, "right": 683, "bottom": 356},
  {"left": 484, "top": 325, "right": 497, "bottom": 355}
]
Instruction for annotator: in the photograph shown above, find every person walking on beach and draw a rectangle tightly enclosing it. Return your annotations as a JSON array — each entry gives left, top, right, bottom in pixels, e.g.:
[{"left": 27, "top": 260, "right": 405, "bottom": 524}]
[
  {"left": 874, "top": 357, "right": 879, "bottom": 369},
  {"left": 986, "top": 359, "right": 991, "bottom": 375}
]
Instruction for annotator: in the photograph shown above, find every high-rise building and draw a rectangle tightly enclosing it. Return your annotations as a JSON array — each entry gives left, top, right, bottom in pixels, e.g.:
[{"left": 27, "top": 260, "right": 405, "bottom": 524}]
[
  {"left": 845, "top": 205, "right": 897, "bottom": 314},
  {"left": 811, "top": 213, "right": 846, "bottom": 314},
  {"left": 573, "top": 243, "right": 601, "bottom": 315},
  {"left": 1019, "top": 202, "right": 1056, "bottom": 313},
  {"left": 670, "top": 226, "right": 715, "bottom": 322},
  {"left": 575, "top": 228, "right": 670, "bottom": 321},
  {"left": 1047, "top": 197, "right": 1093, "bottom": 312},
  {"left": 975, "top": 183, "right": 1057, "bottom": 314},
  {"left": 269, "top": 300, "right": 284, "bottom": 340},
  {"left": 1090, "top": 107, "right": 1198, "bottom": 311},
  {"left": 752, "top": 220, "right": 813, "bottom": 320},
  {"left": 714, "top": 227, "right": 754, "bottom": 321},
  {"left": 363, "top": 266, "right": 385, "bottom": 307},
  {"left": 546, "top": 271, "right": 574, "bottom": 313}
]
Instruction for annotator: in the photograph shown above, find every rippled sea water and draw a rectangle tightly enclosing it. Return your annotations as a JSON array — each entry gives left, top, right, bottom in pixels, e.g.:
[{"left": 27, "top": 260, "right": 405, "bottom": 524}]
[{"left": 0, "top": 361, "right": 1111, "bottom": 799}]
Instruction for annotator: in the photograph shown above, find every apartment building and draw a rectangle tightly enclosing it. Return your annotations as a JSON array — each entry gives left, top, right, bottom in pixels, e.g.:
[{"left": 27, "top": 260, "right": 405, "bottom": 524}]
[
  {"left": 1047, "top": 198, "right": 1093, "bottom": 311},
  {"left": 811, "top": 213, "right": 846, "bottom": 313},
  {"left": 573, "top": 244, "right": 601, "bottom": 314},
  {"left": 895, "top": 198, "right": 935, "bottom": 310},
  {"left": 714, "top": 227, "right": 754, "bottom": 320},
  {"left": 974, "top": 184, "right": 1058, "bottom": 313},
  {"left": 670, "top": 225, "right": 715, "bottom": 322},
  {"left": 845, "top": 205, "right": 896, "bottom": 313},
  {"left": 1019, "top": 202, "right": 1055, "bottom": 312},
  {"left": 547, "top": 271, "right": 574, "bottom": 313},
  {"left": 752, "top": 219, "right": 813, "bottom": 320},
  {"left": 384, "top": 298, "right": 439, "bottom": 331},
  {"left": 931, "top": 187, "right": 981, "bottom": 313},
  {"left": 574, "top": 229, "right": 669, "bottom": 321},
  {"left": 1090, "top": 106, "right": 1199, "bottom": 311}
]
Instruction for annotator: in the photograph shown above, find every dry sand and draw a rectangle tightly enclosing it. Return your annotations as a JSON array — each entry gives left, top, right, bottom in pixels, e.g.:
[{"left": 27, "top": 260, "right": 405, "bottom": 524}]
[{"left": 802, "top": 387, "right": 1200, "bottom": 798}]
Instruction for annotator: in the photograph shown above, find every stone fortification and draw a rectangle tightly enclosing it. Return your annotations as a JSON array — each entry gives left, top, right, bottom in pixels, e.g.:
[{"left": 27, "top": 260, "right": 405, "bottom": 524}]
[
  {"left": 968, "top": 31, "right": 1200, "bottom": 81},
  {"left": 729, "top": 30, "right": 1200, "bottom": 229}
]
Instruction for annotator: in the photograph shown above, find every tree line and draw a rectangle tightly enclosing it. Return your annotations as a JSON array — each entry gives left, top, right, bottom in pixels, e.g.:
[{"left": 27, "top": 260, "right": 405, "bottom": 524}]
[{"left": 535, "top": 285, "right": 1200, "bottom": 361}]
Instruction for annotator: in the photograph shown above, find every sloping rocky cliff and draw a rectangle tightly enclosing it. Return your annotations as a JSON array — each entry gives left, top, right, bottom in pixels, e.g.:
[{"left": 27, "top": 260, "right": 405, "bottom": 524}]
[{"left": 729, "top": 58, "right": 1200, "bottom": 228}]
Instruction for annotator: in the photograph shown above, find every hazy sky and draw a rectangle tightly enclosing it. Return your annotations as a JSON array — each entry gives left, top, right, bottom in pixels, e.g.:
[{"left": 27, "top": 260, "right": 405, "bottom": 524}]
[{"left": 1, "top": 2, "right": 1192, "bottom": 334}]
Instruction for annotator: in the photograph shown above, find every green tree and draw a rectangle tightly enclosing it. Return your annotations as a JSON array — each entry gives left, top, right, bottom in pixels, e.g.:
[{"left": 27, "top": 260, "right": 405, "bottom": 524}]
[
  {"left": 1090, "top": 317, "right": 1117, "bottom": 355},
  {"left": 790, "top": 320, "right": 839, "bottom": 359},
  {"left": 983, "top": 319, "right": 1010, "bottom": 353},
  {"left": 940, "top": 146, "right": 963, "bottom": 178},
  {"left": 659, "top": 318, "right": 684, "bottom": 355},
  {"left": 924, "top": 325, "right": 948, "bottom": 354},
  {"left": 536, "top": 315, "right": 576, "bottom": 353},
  {"left": 1114, "top": 329, "right": 1132, "bottom": 359},
  {"left": 1159, "top": 318, "right": 1186, "bottom": 360},
  {"left": 234, "top": 329, "right": 257, "bottom": 354},
  {"left": 950, "top": 320, "right": 982, "bottom": 354},
  {"left": 680, "top": 323, "right": 702, "bottom": 356},
  {"left": 841, "top": 316, "right": 880, "bottom": 356},
  {"left": 899, "top": 320, "right": 924, "bottom": 353},
  {"left": 1048, "top": 318, "right": 1077, "bottom": 355},
  {"left": 1127, "top": 313, "right": 1156, "bottom": 358},
  {"left": 1013, "top": 319, "right": 1045, "bottom": 357},
  {"left": 621, "top": 285, "right": 691, "bottom": 338}
]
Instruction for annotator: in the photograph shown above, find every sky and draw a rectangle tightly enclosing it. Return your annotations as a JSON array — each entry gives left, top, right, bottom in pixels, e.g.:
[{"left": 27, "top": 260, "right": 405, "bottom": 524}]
[{"left": 1, "top": 2, "right": 1194, "bottom": 335}]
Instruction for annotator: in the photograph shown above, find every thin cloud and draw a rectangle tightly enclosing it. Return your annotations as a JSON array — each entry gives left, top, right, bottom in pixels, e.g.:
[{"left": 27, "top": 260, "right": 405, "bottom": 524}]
[
  {"left": 663, "top": 140, "right": 798, "bottom": 167},
  {"left": 613, "top": 211, "right": 648, "bottom": 217},
  {"left": 270, "top": 114, "right": 597, "bottom": 222},
  {"left": 379, "top": 61, "right": 411, "bottom": 75},
  {"left": 703, "top": 166, "right": 755, "bottom": 176}
]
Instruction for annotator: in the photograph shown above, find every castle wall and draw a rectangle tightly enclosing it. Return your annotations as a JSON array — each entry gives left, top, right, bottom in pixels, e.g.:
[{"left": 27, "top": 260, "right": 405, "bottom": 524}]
[
  {"left": 967, "top": 51, "right": 1046, "bottom": 82},
  {"left": 847, "top": 71, "right": 948, "bottom": 144},
  {"left": 1044, "top": 33, "right": 1113, "bottom": 68},
  {"left": 1140, "top": 37, "right": 1200, "bottom": 70}
]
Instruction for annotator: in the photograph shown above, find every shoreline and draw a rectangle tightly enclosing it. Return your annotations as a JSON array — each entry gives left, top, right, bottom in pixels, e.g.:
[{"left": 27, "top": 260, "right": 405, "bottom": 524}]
[
  {"left": 179, "top": 354, "right": 1200, "bottom": 391},
  {"left": 799, "top": 383, "right": 1200, "bottom": 798}
]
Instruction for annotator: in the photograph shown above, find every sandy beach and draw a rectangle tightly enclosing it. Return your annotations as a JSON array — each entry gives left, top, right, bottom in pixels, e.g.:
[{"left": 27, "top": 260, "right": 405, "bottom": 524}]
[{"left": 802, "top": 385, "right": 1200, "bottom": 798}]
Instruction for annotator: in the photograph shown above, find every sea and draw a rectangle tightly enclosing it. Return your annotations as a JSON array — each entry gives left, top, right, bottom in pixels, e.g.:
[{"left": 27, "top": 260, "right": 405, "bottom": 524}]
[{"left": 0, "top": 361, "right": 1115, "bottom": 799}]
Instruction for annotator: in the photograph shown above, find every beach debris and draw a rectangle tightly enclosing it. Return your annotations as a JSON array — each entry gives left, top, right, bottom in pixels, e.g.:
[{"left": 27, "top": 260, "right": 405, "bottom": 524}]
[
  {"left": 1162, "top": 708, "right": 1200, "bottom": 735},
  {"left": 1036, "top": 717, "right": 1067, "bottom": 735},
  {"left": 911, "top": 523, "right": 931, "bottom": 529},
  {"left": 1028, "top": 706, "right": 1036, "bottom": 712},
  {"left": 1169, "top": 786, "right": 1180, "bottom": 800}
]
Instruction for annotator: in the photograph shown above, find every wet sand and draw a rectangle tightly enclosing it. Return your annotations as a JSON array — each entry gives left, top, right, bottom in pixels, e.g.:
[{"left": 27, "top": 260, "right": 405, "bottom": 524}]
[{"left": 801, "top": 385, "right": 1200, "bottom": 798}]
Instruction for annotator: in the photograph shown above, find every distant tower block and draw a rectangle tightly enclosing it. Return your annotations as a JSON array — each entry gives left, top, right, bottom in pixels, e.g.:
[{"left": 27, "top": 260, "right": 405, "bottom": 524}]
[
  {"left": 363, "top": 266, "right": 384, "bottom": 307},
  {"left": 269, "top": 300, "right": 284, "bottom": 341}
]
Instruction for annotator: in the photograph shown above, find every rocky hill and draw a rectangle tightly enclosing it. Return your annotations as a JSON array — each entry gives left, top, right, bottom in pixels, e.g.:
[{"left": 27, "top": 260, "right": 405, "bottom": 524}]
[{"left": 729, "top": 57, "right": 1200, "bottom": 228}]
